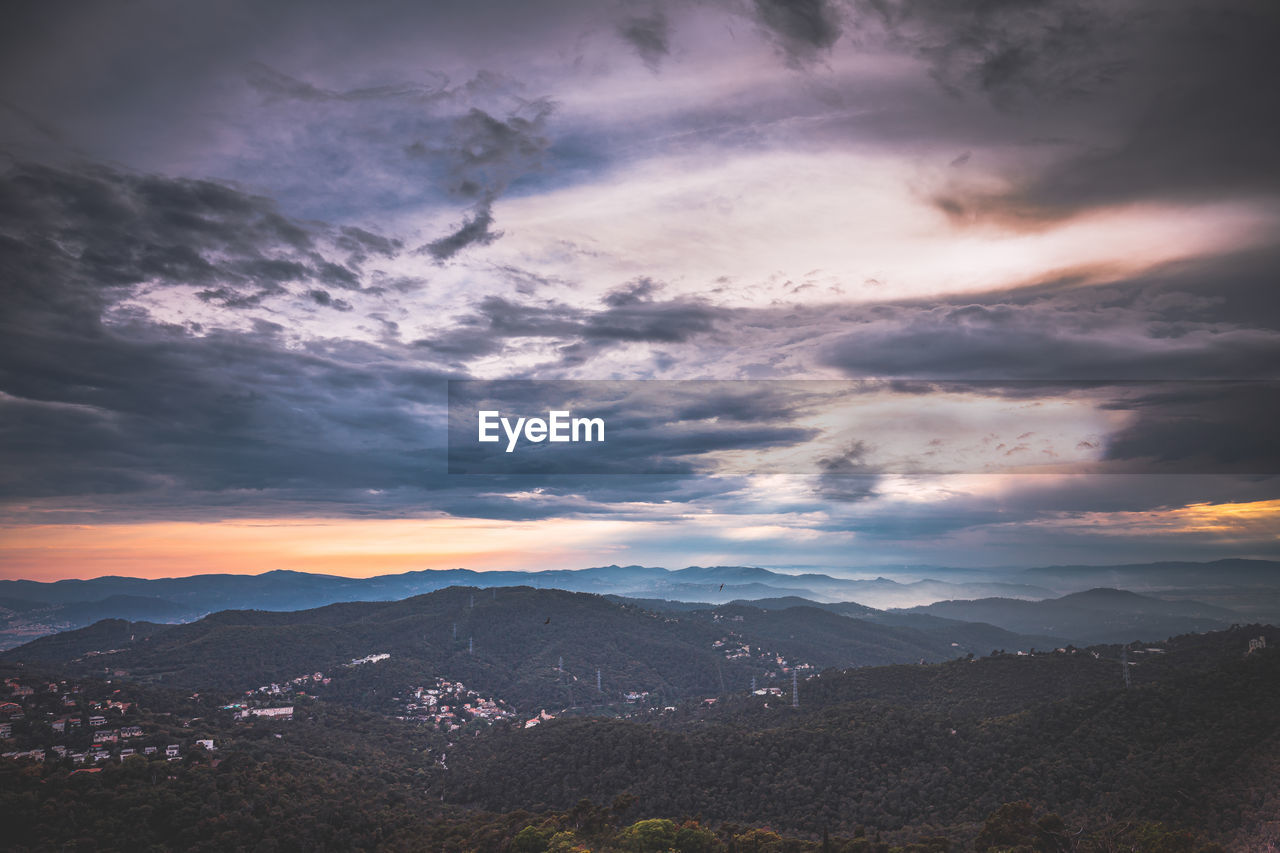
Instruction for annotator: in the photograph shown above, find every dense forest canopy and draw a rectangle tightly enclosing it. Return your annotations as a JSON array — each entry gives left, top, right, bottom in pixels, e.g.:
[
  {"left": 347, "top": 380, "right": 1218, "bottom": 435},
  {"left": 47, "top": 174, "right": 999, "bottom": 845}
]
[{"left": 1, "top": 589, "right": 1275, "bottom": 850}]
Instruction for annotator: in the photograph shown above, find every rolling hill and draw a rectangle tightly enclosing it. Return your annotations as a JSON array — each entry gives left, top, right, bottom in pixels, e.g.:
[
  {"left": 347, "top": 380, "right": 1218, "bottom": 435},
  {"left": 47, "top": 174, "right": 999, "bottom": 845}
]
[
  {"left": 899, "top": 588, "right": 1240, "bottom": 645},
  {"left": 1, "top": 587, "right": 999, "bottom": 712}
]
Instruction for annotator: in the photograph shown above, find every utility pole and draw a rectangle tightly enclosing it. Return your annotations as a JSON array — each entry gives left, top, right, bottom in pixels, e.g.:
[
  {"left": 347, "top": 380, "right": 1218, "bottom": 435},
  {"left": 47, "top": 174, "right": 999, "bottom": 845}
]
[
  {"left": 1122, "top": 647, "right": 1131, "bottom": 689},
  {"left": 751, "top": 676, "right": 757, "bottom": 693},
  {"left": 792, "top": 669, "right": 799, "bottom": 708},
  {"left": 452, "top": 623, "right": 457, "bottom": 641},
  {"left": 469, "top": 636, "right": 473, "bottom": 655},
  {"left": 597, "top": 669, "right": 602, "bottom": 693}
]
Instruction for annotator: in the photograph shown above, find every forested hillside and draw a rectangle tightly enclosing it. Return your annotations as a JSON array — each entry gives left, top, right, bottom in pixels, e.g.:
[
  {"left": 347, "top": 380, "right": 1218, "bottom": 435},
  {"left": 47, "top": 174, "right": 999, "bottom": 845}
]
[
  {"left": 442, "top": 627, "right": 1280, "bottom": 840},
  {"left": 900, "top": 589, "right": 1240, "bottom": 645},
  {"left": 1, "top": 587, "right": 1014, "bottom": 713},
  {"left": 2, "top": 593, "right": 1274, "bottom": 850}
]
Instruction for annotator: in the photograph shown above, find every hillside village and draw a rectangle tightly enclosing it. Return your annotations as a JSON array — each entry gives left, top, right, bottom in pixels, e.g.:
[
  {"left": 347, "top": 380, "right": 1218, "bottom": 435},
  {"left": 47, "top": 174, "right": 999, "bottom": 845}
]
[
  {"left": 221, "top": 653, "right": 525, "bottom": 731},
  {"left": 1, "top": 675, "right": 219, "bottom": 766},
  {"left": 711, "top": 633, "right": 815, "bottom": 679},
  {"left": 3, "top": 635, "right": 744, "bottom": 770}
]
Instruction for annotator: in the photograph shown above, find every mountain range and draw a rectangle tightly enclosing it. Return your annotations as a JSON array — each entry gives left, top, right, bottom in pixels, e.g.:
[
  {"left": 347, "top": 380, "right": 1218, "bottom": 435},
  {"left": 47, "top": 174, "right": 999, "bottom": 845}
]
[
  {"left": 897, "top": 587, "right": 1244, "bottom": 646},
  {"left": 0, "top": 586, "right": 1052, "bottom": 711},
  {"left": 1, "top": 583, "right": 1276, "bottom": 849},
  {"left": 0, "top": 563, "right": 1061, "bottom": 612},
  {"left": 3, "top": 560, "right": 1275, "bottom": 650}
]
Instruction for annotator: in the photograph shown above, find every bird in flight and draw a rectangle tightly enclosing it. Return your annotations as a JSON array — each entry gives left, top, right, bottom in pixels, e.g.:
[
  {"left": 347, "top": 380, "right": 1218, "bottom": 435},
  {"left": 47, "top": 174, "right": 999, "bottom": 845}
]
[
  {"left": 719, "top": 584, "right": 724, "bottom": 591},
  {"left": 544, "top": 617, "right": 551, "bottom": 625}
]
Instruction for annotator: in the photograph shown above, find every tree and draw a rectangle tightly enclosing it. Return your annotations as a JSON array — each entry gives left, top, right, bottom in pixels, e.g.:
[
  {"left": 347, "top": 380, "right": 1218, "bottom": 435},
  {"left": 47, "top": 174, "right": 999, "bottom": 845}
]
[
  {"left": 513, "top": 824, "right": 554, "bottom": 853},
  {"left": 973, "top": 802, "right": 1036, "bottom": 852},
  {"left": 619, "top": 818, "right": 679, "bottom": 852},
  {"left": 675, "top": 820, "right": 720, "bottom": 853},
  {"left": 732, "top": 828, "right": 784, "bottom": 853},
  {"left": 547, "top": 830, "right": 590, "bottom": 852}
]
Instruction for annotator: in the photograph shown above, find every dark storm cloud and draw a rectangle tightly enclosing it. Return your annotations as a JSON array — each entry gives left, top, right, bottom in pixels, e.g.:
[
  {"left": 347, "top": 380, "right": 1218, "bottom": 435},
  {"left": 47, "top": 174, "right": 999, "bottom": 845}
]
[
  {"left": 238, "top": 62, "right": 565, "bottom": 225},
  {"left": 0, "top": 316, "right": 445, "bottom": 502},
  {"left": 853, "top": 0, "right": 1126, "bottom": 106},
  {"left": 410, "top": 101, "right": 554, "bottom": 261},
  {"left": 414, "top": 289, "right": 723, "bottom": 367},
  {"left": 0, "top": 162, "right": 388, "bottom": 315},
  {"left": 307, "top": 290, "right": 353, "bottom": 311},
  {"left": 618, "top": 11, "right": 672, "bottom": 71},
  {"left": 1101, "top": 383, "right": 1280, "bottom": 474},
  {"left": 583, "top": 297, "right": 719, "bottom": 343},
  {"left": 335, "top": 226, "right": 401, "bottom": 259},
  {"left": 1019, "top": 2, "right": 1280, "bottom": 217},
  {"left": 423, "top": 201, "right": 502, "bottom": 261},
  {"left": 0, "top": 0, "right": 1276, "bottom": 563},
  {"left": 815, "top": 441, "right": 882, "bottom": 503},
  {"left": 857, "top": 0, "right": 1280, "bottom": 218},
  {"left": 0, "top": 162, "right": 446, "bottom": 505},
  {"left": 752, "top": 0, "right": 843, "bottom": 67},
  {"left": 0, "top": 160, "right": 753, "bottom": 521},
  {"left": 818, "top": 255, "right": 1280, "bottom": 381},
  {"left": 430, "top": 105, "right": 555, "bottom": 200},
  {"left": 603, "top": 278, "right": 663, "bottom": 307}
]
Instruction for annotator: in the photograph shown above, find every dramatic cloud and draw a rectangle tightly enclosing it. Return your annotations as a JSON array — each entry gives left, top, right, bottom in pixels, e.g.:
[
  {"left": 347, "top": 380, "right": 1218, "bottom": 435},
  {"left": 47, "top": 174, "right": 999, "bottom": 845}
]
[
  {"left": 753, "top": 0, "right": 843, "bottom": 67},
  {"left": 0, "top": 163, "right": 439, "bottom": 503},
  {"left": 819, "top": 260, "right": 1280, "bottom": 380},
  {"left": 851, "top": 0, "right": 1128, "bottom": 105},
  {"left": 856, "top": 0, "right": 1280, "bottom": 220},
  {"left": 1, "top": 0, "right": 1278, "bottom": 575},
  {"left": 423, "top": 202, "right": 502, "bottom": 261},
  {"left": 411, "top": 101, "right": 554, "bottom": 260},
  {"left": 618, "top": 12, "right": 672, "bottom": 71},
  {"left": 413, "top": 289, "right": 722, "bottom": 370}
]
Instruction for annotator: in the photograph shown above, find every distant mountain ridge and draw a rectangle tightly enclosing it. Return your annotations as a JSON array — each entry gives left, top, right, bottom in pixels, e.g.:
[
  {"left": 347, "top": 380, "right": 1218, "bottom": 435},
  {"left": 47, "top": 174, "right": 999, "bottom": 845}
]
[
  {"left": 899, "top": 587, "right": 1244, "bottom": 645},
  {"left": 0, "top": 586, "right": 1028, "bottom": 712},
  {"left": 0, "top": 594, "right": 197, "bottom": 650},
  {"left": 1021, "top": 558, "right": 1280, "bottom": 592},
  {"left": 2, "top": 560, "right": 1274, "bottom": 649},
  {"left": 0, "top": 563, "right": 1067, "bottom": 613}
]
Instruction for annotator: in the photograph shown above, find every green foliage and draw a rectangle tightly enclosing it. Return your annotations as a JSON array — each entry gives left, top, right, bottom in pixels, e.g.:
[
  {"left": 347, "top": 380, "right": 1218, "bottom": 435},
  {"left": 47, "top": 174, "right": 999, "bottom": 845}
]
[
  {"left": 732, "top": 827, "right": 785, "bottom": 852},
  {"left": 973, "top": 802, "right": 1038, "bottom": 852},
  {"left": 1, "top": 606, "right": 1271, "bottom": 851},
  {"left": 618, "top": 818, "right": 679, "bottom": 851},
  {"left": 513, "top": 824, "right": 556, "bottom": 852},
  {"left": 548, "top": 829, "right": 591, "bottom": 852},
  {"left": 441, "top": 634, "right": 1280, "bottom": 842},
  {"left": 675, "top": 820, "right": 719, "bottom": 852}
]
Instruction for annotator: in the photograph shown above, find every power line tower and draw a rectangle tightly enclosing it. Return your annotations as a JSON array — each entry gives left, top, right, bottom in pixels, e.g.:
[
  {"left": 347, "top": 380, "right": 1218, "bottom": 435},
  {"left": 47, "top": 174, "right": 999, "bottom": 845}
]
[
  {"left": 469, "top": 593, "right": 474, "bottom": 608},
  {"left": 1121, "top": 647, "right": 1131, "bottom": 689},
  {"left": 468, "top": 636, "right": 473, "bottom": 655},
  {"left": 597, "top": 669, "right": 602, "bottom": 693},
  {"left": 751, "top": 676, "right": 757, "bottom": 693},
  {"left": 791, "top": 669, "right": 799, "bottom": 708}
]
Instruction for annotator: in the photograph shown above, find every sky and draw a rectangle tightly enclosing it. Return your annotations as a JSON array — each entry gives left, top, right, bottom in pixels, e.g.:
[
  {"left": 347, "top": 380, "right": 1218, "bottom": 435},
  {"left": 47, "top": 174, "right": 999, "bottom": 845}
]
[{"left": 1, "top": 0, "right": 1278, "bottom": 581}]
